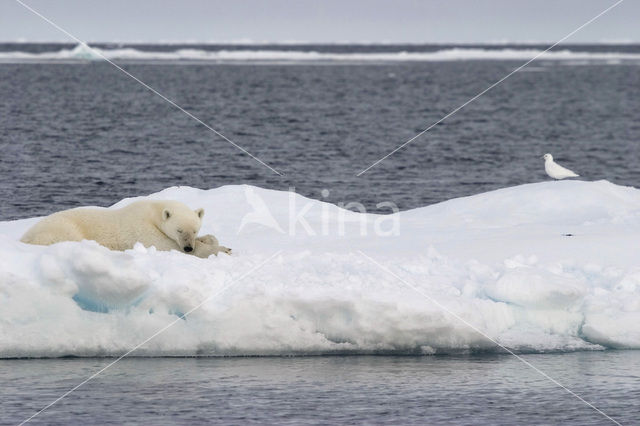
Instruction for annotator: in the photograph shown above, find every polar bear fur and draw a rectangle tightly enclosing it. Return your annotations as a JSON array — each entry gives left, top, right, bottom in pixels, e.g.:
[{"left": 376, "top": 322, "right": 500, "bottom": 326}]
[{"left": 20, "top": 200, "right": 231, "bottom": 258}]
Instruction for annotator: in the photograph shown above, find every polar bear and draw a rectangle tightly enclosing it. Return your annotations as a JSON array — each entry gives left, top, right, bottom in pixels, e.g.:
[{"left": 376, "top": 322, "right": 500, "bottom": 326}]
[{"left": 20, "top": 200, "right": 232, "bottom": 258}]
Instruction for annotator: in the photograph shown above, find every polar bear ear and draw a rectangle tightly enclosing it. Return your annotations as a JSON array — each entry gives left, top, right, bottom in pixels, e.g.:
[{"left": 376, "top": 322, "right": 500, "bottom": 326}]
[
  {"left": 162, "top": 209, "right": 171, "bottom": 221},
  {"left": 195, "top": 208, "right": 205, "bottom": 219}
]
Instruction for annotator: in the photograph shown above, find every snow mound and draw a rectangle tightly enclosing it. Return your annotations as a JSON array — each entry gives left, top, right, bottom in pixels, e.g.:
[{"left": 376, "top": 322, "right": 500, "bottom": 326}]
[
  {"left": 2, "top": 45, "right": 640, "bottom": 63},
  {"left": 0, "top": 180, "right": 639, "bottom": 357}
]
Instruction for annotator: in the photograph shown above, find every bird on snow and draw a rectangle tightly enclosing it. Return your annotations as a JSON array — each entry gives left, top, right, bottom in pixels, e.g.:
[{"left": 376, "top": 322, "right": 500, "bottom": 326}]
[{"left": 543, "top": 153, "right": 579, "bottom": 180}]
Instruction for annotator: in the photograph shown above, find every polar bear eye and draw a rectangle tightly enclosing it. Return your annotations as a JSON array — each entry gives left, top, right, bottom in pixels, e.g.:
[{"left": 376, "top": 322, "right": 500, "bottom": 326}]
[{"left": 177, "top": 229, "right": 183, "bottom": 234}]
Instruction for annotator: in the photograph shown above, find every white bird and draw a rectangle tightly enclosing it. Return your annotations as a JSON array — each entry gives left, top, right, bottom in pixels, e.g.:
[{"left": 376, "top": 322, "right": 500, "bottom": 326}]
[{"left": 543, "top": 153, "right": 579, "bottom": 180}]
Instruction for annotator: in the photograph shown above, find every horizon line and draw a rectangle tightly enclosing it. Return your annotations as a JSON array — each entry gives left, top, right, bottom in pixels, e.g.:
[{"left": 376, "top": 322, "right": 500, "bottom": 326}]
[{"left": 2, "top": 39, "right": 639, "bottom": 46}]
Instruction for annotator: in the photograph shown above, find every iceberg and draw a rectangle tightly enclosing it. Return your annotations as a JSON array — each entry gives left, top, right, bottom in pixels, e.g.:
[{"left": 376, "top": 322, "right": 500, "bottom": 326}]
[
  {"left": 0, "top": 180, "right": 639, "bottom": 357},
  {"left": 1, "top": 46, "right": 640, "bottom": 63},
  {"left": 68, "top": 43, "right": 103, "bottom": 61}
]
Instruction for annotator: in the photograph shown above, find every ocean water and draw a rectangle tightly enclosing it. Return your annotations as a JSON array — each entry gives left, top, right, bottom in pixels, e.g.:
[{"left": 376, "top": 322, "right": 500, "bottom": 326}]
[
  {"left": 0, "top": 43, "right": 639, "bottom": 219},
  {"left": 3, "top": 353, "right": 639, "bottom": 425},
  {"left": 1, "top": 43, "right": 640, "bottom": 425}
]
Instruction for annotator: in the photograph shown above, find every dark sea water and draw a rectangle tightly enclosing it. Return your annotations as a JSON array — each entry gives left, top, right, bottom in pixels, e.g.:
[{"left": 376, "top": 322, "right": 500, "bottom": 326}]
[
  {"left": 0, "top": 43, "right": 639, "bottom": 219},
  {"left": 2, "top": 353, "right": 639, "bottom": 425},
  {"left": 1, "top": 44, "right": 639, "bottom": 425}
]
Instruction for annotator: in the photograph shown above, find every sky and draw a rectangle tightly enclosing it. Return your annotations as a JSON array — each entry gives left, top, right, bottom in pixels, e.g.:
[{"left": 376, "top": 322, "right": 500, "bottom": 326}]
[{"left": 0, "top": 0, "right": 638, "bottom": 44}]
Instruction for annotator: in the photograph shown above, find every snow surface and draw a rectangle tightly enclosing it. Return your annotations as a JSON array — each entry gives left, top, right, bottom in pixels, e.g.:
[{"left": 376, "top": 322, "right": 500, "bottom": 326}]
[
  {"left": 1, "top": 180, "right": 639, "bottom": 357},
  {"left": 1, "top": 45, "right": 639, "bottom": 63}
]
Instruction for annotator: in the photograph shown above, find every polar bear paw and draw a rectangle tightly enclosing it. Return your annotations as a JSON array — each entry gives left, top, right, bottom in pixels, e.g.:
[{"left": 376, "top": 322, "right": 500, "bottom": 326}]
[
  {"left": 195, "top": 234, "right": 232, "bottom": 257},
  {"left": 196, "top": 234, "right": 217, "bottom": 246}
]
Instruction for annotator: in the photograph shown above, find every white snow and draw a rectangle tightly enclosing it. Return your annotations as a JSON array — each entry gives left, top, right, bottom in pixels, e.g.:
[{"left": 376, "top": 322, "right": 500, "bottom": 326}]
[
  {"left": 1, "top": 45, "right": 640, "bottom": 63},
  {"left": 1, "top": 180, "right": 639, "bottom": 357}
]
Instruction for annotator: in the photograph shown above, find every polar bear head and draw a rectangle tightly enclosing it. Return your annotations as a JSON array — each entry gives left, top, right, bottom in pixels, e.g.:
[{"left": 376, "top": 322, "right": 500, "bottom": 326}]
[{"left": 158, "top": 202, "right": 205, "bottom": 253}]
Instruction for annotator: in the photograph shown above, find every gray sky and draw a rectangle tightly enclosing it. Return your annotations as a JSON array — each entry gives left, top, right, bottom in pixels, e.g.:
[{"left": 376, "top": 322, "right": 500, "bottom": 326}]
[{"left": 1, "top": 0, "right": 638, "bottom": 44}]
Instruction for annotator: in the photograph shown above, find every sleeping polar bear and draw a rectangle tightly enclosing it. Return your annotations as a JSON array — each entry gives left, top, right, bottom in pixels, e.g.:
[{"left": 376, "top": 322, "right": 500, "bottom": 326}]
[{"left": 20, "top": 200, "right": 231, "bottom": 258}]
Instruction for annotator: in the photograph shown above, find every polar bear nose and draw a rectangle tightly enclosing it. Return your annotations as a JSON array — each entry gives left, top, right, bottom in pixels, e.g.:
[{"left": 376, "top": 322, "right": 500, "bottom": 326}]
[{"left": 184, "top": 246, "right": 193, "bottom": 252}]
